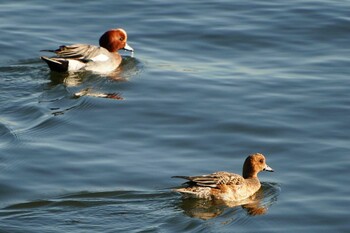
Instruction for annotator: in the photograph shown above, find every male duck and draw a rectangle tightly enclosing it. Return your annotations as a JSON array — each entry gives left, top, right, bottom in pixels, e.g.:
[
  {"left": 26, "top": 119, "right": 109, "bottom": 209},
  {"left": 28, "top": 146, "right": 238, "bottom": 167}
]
[
  {"left": 172, "top": 153, "right": 274, "bottom": 202},
  {"left": 41, "top": 28, "right": 133, "bottom": 73}
]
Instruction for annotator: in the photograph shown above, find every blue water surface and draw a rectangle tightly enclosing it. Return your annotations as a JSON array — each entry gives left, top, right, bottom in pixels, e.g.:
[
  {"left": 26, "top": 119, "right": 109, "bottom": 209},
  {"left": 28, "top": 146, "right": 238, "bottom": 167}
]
[{"left": 0, "top": 0, "right": 349, "bottom": 232}]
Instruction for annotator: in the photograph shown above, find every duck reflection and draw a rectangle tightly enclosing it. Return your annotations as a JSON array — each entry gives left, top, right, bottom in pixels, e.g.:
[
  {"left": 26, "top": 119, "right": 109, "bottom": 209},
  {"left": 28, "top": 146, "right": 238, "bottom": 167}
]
[
  {"left": 47, "top": 56, "right": 139, "bottom": 100},
  {"left": 176, "top": 182, "right": 280, "bottom": 220}
]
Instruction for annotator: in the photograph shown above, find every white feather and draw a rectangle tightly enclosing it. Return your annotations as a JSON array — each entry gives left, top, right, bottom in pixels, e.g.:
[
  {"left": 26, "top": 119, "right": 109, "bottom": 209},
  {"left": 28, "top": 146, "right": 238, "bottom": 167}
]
[
  {"left": 68, "top": 60, "right": 85, "bottom": 71},
  {"left": 91, "top": 54, "right": 109, "bottom": 62}
]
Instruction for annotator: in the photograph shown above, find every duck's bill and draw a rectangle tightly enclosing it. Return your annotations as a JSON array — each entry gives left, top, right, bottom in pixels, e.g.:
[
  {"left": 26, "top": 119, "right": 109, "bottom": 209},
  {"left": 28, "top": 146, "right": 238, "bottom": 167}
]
[
  {"left": 123, "top": 43, "right": 134, "bottom": 52},
  {"left": 264, "top": 164, "right": 274, "bottom": 172}
]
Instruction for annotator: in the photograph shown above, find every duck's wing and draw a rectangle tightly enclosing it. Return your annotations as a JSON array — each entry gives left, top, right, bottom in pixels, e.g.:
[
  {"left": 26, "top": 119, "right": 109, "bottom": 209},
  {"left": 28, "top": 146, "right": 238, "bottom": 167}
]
[
  {"left": 42, "top": 44, "right": 107, "bottom": 61},
  {"left": 173, "top": 171, "right": 244, "bottom": 188}
]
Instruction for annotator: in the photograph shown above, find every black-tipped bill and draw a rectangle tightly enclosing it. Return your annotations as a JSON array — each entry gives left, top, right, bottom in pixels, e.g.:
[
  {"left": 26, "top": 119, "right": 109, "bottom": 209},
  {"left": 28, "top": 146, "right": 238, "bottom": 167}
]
[
  {"left": 123, "top": 43, "right": 134, "bottom": 52},
  {"left": 264, "top": 164, "right": 274, "bottom": 172}
]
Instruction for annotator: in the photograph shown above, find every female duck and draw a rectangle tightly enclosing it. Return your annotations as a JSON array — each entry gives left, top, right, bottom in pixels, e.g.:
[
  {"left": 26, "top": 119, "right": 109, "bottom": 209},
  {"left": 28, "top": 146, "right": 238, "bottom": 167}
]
[
  {"left": 41, "top": 28, "right": 133, "bottom": 73},
  {"left": 172, "top": 153, "right": 274, "bottom": 202}
]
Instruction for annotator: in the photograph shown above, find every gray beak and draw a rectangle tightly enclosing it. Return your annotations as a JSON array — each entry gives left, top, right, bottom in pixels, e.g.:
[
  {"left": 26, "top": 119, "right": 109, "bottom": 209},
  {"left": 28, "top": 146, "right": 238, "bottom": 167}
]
[
  {"left": 123, "top": 43, "right": 134, "bottom": 52},
  {"left": 264, "top": 164, "right": 274, "bottom": 172}
]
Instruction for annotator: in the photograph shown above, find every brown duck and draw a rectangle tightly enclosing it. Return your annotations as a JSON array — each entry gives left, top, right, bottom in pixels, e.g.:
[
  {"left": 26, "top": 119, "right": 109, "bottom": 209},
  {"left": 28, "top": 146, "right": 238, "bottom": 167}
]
[{"left": 172, "top": 153, "right": 274, "bottom": 201}]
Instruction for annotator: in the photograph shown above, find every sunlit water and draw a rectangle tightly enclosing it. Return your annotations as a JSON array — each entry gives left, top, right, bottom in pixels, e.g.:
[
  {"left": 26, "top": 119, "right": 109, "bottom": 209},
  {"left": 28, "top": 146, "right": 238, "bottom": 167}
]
[{"left": 0, "top": 1, "right": 349, "bottom": 232}]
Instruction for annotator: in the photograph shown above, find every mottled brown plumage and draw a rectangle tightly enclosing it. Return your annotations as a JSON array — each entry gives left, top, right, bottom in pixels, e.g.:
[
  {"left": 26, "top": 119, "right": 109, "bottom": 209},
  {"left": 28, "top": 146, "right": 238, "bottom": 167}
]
[{"left": 172, "top": 153, "right": 273, "bottom": 201}]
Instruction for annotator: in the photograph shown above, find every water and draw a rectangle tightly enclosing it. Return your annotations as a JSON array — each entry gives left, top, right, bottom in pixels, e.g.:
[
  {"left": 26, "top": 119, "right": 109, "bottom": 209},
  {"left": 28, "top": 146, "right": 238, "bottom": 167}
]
[{"left": 0, "top": 0, "right": 349, "bottom": 232}]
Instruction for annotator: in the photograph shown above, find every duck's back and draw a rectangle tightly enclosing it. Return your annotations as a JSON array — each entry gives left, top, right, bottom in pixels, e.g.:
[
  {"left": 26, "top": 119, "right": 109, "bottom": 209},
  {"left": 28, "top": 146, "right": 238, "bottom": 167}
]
[{"left": 173, "top": 171, "right": 248, "bottom": 200}]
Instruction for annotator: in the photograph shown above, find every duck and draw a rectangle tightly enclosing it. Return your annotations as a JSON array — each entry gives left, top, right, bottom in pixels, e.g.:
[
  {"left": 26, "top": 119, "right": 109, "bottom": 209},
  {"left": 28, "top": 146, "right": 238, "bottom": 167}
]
[
  {"left": 41, "top": 28, "right": 134, "bottom": 73},
  {"left": 172, "top": 153, "right": 274, "bottom": 202}
]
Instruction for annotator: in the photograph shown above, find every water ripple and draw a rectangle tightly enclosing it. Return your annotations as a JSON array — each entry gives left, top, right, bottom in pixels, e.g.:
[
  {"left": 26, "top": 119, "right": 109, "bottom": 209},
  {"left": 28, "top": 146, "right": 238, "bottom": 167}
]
[
  {"left": 1, "top": 0, "right": 350, "bottom": 232},
  {"left": 1, "top": 184, "right": 279, "bottom": 232}
]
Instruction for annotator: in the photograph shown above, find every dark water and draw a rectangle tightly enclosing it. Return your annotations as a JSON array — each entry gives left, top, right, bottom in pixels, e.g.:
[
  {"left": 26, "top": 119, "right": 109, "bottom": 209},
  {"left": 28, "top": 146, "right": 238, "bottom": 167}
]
[{"left": 1, "top": 0, "right": 349, "bottom": 232}]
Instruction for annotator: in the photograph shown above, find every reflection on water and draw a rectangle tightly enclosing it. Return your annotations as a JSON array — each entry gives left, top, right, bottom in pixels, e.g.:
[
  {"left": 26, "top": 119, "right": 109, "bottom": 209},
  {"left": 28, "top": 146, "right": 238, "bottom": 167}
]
[
  {"left": 46, "top": 56, "right": 140, "bottom": 100},
  {"left": 0, "top": 185, "right": 279, "bottom": 232},
  {"left": 48, "top": 71, "right": 83, "bottom": 87},
  {"left": 36, "top": 56, "right": 142, "bottom": 115},
  {"left": 73, "top": 88, "right": 123, "bottom": 100},
  {"left": 176, "top": 182, "right": 280, "bottom": 220},
  {"left": 2, "top": 0, "right": 350, "bottom": 231}
]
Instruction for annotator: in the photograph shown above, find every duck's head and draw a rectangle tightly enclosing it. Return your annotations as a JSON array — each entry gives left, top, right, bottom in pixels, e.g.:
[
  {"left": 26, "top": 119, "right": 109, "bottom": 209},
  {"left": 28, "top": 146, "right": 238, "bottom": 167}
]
[
  {"left": 242, "top": 153, "right": 274, "bottom": 179},
  {"left": 99, "top": 28, "right": 134, "bottom": 53}
]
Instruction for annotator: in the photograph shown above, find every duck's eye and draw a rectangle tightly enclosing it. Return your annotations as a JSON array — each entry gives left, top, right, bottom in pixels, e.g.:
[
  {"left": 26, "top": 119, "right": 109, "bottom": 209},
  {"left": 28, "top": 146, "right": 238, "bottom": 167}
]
[
  {"left": 119, "top": 37, "right": 124, "bottom": 41},
  {"left": 259, "top": 159, "right": 264, "bottom": 163}
]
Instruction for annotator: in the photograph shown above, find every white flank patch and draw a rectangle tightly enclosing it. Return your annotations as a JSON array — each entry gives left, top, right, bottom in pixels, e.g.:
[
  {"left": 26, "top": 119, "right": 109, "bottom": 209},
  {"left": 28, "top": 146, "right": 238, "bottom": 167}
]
[
  {"left": 91, "top": 54, "right": 109, "bottom": 62},
  {"left": 68, "top": 60, "right": 85, "bottom": 71}
]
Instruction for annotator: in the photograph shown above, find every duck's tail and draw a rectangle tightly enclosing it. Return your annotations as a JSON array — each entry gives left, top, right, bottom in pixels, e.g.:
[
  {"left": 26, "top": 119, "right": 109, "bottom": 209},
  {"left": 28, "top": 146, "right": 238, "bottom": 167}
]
[
  {"left": 172, "top": 176, "right": 191, "bottom": 180},
  {"left": 41, "top": 56, "right": 69, "bottom": 72}
]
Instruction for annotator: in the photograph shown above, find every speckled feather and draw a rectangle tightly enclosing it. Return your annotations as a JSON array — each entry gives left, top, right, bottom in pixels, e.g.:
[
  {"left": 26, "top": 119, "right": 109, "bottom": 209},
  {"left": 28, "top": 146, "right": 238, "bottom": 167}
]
[
  {"left": 172, "top": 153, "right": 274, "bottom": 201},
  {"left": 173, "top": 171, "right": 244, "bottom": 188}
]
